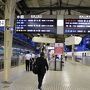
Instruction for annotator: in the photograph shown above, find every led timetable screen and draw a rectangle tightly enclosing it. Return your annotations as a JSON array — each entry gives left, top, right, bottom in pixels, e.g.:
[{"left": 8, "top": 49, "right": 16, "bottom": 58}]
[
  {"left": 64, "top": 19, "right": 90, "bottom": 34},
  {"left": 15, "top": 19, "right": 57, "bottom": 34}
]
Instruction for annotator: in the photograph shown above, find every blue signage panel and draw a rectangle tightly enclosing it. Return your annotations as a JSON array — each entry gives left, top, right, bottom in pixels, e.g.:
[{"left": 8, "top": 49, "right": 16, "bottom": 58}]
[
  {"left": 64, "top": 19, "right": 90, "bottom": 34},
  {"left": 0, "top": 27, "right": 5, "bottom": 32},
  {"left": 65, "top": 35, "right": 90, "bottom": 52}
]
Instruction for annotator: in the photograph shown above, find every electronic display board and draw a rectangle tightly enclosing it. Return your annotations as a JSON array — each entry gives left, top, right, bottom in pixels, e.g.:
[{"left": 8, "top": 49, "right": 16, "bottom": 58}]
[
  {"left": 64, "top": 19, "right": 90, "bottom": 34},
  {"left": 15, "top": 15, "right": 57, "bottom": 34}
]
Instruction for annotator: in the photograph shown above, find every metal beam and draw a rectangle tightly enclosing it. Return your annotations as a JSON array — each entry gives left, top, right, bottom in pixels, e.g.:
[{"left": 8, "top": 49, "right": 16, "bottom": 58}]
[
  {"left": 29, "top": 6, "right": 90, "bottom": 10},
  {"left": 0, "top": 0, "right": 5, "bottom": 5},
  {"left": 77, "top": 10, "right": 90, "bottom": 15},
  {"left": 16, "top": 5, "right": 22, "bottom": 14}
]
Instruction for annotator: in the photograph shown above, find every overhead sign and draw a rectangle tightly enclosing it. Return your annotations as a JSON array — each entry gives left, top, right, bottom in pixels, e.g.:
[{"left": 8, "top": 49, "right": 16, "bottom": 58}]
[
  {"left": 31, "top": 15, "right": 42, "bottom": 18},
  {"left": 64, "top": 19, "right": 90, "bottom": 34},
  {"left": 0, "top": 20, "right": 5, "bottom": 26},
  {"left": 79, "top": 15, "right": 90, "bottom": 19},
  {"left": 54, "top": 43, "right": 64, "bottom": 55},
  {"left": 65, "top": 36, "right": 82, "bottom": 45},
  {"left": 15, "top": 15, "right": 57, "bottom": 34},
  {"left": 32, "top": 37, "right": 55, "bottom": 43}
]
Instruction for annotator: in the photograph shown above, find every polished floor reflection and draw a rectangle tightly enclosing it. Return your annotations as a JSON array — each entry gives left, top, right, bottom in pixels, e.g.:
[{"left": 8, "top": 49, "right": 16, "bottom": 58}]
[{"left": 0, "top": 61, "right": 90, "bottom": 90}]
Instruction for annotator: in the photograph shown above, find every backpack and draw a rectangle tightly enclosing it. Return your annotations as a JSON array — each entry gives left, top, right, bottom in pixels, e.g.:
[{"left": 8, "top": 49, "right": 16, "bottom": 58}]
[{"left": 32, "top": 61, "right": 38, "bottom": 74}]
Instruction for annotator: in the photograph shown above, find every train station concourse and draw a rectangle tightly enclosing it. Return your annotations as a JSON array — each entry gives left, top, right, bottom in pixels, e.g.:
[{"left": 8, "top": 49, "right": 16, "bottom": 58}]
[{"left": 0, "top": 0, "right": 90, "bottom": 90}]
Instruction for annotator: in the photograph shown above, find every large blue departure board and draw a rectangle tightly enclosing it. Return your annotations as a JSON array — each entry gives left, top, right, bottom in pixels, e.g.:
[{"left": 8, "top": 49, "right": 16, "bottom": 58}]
[
  {"left": 64, "top": 19, "right": 90, "bottom": 34},
  {"left": 15, "top": 18, "right": 57, "bottom": 34}
]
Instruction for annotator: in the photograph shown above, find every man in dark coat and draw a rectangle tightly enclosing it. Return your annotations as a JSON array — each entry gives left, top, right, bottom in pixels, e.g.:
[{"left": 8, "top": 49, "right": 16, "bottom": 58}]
[{"left": 35, "top": 52, "right": 49, "bottom": 90}]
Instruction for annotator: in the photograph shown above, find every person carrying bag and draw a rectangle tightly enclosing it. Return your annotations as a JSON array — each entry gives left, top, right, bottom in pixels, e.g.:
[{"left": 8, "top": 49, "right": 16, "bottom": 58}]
[{"left": 32, "top": 52, "right": 48, "bottom": 90}]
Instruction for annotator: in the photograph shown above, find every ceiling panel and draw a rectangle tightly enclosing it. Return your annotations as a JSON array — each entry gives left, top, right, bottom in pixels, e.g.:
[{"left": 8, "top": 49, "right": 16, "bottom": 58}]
[
  {"left": 60, "top": 10, "right": 66, "bottom": 15},
  {"left": 83, "top": 0, "right": 90, "bottom": 3},
  {"left": 68, "top": 0, "right": 82, "bottom": 5},
  {"left": 62, "top": 0, "right": 70, "bottom": 4},
  {"left": 37, "top": 0, "right": 51, "bottom": 6},
  {"left": 25, "top": 0, "right": 39, "bottom": 7},
  {"left": 51, "top": 0, "right": 58, "bottom": 5},
  {"left": 80, "top": 0, "right": 90, "bottom": 6},
  {"left": 71, "top": 10, "right": 87, "bottom": 15}
]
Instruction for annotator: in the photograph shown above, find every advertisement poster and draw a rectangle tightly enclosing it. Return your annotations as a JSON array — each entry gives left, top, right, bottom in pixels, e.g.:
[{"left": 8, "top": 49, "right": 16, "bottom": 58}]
[{"left": 54, "top": 43, "right": 64, "bottom": 55}]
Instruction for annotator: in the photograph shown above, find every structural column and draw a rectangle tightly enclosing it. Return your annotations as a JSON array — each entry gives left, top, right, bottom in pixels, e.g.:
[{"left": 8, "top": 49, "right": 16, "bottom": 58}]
[
  {"left": 72, "top": 44, "right": 75, "bottom": 61},
  {"left": 3, "top": 0, "right": 16, "bottom": 83}
]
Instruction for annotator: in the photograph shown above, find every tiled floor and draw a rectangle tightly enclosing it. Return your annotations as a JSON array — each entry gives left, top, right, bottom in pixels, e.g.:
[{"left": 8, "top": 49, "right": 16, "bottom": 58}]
[{"left": 0, "top": 61, "right": 90, "bottom": 90}]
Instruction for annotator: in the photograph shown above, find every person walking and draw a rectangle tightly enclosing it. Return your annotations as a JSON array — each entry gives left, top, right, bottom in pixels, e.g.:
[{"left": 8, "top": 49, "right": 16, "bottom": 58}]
[
  {"left": 25, "top": 51, "right": 31, "bottom": 71},
  {"left": 35, "top": 52, "right": 49, "bottom": 90},
  {"left": 31, "top": 53, "right": 35, "bottom": 62}
]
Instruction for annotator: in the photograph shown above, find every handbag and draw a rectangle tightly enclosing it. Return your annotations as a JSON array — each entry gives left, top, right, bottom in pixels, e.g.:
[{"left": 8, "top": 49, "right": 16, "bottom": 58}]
[{"left": 32, "top": 62, "right": 38, "bottom": 74}]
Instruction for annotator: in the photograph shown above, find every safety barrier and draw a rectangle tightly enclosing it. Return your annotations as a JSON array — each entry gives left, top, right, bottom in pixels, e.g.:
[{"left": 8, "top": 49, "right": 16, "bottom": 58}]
[{"left": 0, "top": 58, "right": 25, "bottom": 71}]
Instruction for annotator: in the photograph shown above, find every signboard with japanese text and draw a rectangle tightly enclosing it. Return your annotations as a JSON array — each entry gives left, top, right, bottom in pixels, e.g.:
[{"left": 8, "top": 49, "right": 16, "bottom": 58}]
[
  {"left": 64, "top": 19, "right": 90, "bottom": 34},
  {"left": 15, "top": 15, "right": 57, "bottom": 34},
  {"left": 64, "top": 15, "right": 90, "bottom": 34}
]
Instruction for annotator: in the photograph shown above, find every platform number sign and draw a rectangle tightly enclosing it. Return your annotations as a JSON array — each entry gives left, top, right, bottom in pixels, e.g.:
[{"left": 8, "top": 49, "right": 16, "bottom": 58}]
[{"left": 0, "top": 20, "right": 5, "bottom": 26}]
